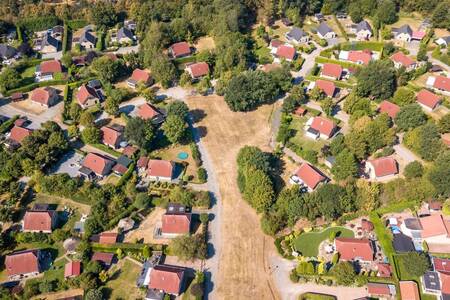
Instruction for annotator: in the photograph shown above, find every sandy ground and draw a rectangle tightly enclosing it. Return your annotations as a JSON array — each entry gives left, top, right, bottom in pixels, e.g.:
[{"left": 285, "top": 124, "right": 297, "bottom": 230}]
[
  {"left": 194, "top": 36, "right": 216, "bottom": 52},
  {"left": 124, "top": 207, "right": 169, "bottom": 244},
  {"left": 184, "top": 95, "right": 279, "bottom": 300}
]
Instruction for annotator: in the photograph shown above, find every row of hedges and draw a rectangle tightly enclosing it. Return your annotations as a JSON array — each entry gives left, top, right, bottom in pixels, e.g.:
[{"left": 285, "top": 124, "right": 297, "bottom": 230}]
[
  {"left": 62, "top": 23, "right": 69, "bottom": 53},
  {"left": 4, "top": 80, "right": 68, "bottom": 96},
  {"left": 315, "top": 56, "right": 362, "bottom": 70},
  {"left": 116, "top": 163, "right": 136, "bottom": 187},
  {"left": 91, "top": 242, "right": 165, "bottom": 252},
  {"left": 0, "top": 115, "right": 19, "bottom": 134}
]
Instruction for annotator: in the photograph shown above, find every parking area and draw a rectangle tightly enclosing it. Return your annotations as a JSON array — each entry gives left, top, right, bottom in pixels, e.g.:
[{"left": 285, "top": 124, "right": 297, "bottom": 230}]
[{"left": 49, "top": 151, "right": 83, "bottom": 177}]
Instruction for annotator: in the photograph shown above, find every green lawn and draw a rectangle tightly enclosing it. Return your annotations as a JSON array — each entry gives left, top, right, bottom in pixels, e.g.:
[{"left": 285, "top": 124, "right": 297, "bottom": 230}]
[
  {"left": 102, "top": 259, "right": 145, "bottom": 299},
  {"left": 293, "top": 226, "right": 354, "bottom": 257},
  {"left": 288, "top": 115, "right": 327, "bottom": 153},
  {"left": 299, "top": 293, "right": 336, "bottom": 300}
]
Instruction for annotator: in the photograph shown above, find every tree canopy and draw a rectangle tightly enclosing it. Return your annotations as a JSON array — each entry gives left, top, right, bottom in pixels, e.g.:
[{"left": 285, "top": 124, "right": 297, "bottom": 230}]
[{"left": 355, "top": 60, "right": 396, "bottom": 100}]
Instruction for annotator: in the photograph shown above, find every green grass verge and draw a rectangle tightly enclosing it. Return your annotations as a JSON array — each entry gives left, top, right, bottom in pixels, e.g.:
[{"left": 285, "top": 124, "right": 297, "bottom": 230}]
[
  {"left": 305, "top": 75, "right": 354, "bottom": 89},
  {"left": 340, "top": 41, "right": 385, "bottom": 52},
  {"left": 293, "top": 226, "right": 354, "bottom": 257},
  {"left": 315, "top": 56, "right": 362, "bottom": 70},
  {"left": 299, "top": 292, "right": 336, "bottom": 300},
  {"left": 89, "top": 144, "right": 121, "bottom": 158},
  {"left": 0, "top": 115, "right": 19, "bottom": 134}
]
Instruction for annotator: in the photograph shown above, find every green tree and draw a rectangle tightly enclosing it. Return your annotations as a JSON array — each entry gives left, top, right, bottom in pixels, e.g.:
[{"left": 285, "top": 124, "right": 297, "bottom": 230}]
[
  {"left": 0, "top": 68, "right": 21, "bottom": 92},
  {"left": 90, "top": 2, "right": 117, "bottom": 31},
  {"left": 124, "top": 117, "right": 155, "bottom": 149},
  {"left": 432, "top": 2, "right": 450, "bottom": 30},
  {"left": 85, "top": 288, "right": 103, "bottom": 300},
  {"left": 376, "top": 0, "right": 398, "bottom": 24},
  {"left": 91, "top": 56, "right": 122, "bottom": 83},
  {"left": 167, "top": 101, "right": 189, "bottom": 120},
  {"left": 331, "top": 262, "right": 356, "bottom": 286},
  {"left": 438, "top": 113, "right": 450, "bottom": 133},
  {"left": 81, "top": 126, "right": 101, "bottom": 144},
  {"left": 399, "top": 252, "right": 430, "bottom": 277},
  {"left": 61, "top": 52, "right": 73, "bottom": 68},
  {"left": 395, "top": 104, "right": 427, "bottom": 131},
  {"left": 331, "top": 149, "right": 358, "bottom": 180},
  {"left": 199, "top": 213, "right": 209, "bottom": 224},
  {"left": 170, "top": 234, "right": 207, "bottom": 261},
  {"left": 392, "top": 87, "right": 416, "bottom": 106},
  {"left": 150, "top": 54, "right": 177, "bottom": 88},
  {"left": 162, "top": 115, "right": 186, "bottom": 144},
  {"left": 134, "top": 192, "right": 150, "bottom": 209},
  {"left": 242, "top": 168, "right": 274, "bottom": 213},
  {"left": 404, "top": 123, "right": 443, "bottom": 161},
  {"left": 404, "top": 161, "right": 424, "bottom": 179},
  {"left": 355, "top": 60, "right": 396, "bottom": 100},
  {"left": 428, "top": 151, "right": 450, "bottom": 196}
]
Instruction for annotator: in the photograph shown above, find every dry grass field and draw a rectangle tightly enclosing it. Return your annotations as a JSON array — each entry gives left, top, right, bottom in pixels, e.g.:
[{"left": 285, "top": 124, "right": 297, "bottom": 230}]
[{"left": 185, "top": 95, "right": 279, "bottom": 300}]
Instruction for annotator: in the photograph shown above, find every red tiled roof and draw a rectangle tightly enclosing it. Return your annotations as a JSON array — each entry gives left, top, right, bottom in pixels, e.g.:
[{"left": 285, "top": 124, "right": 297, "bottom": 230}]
[
  {"left": 361, "top": 219, "right": 374, "bottom": 231},
  {"left": 149, "top": 264, "right": 185, "bottom": 294},
  {"left": 441, "top": 272, "right": 450, "bottom": 295},
  {"left": 23, "top": 211, "right": 54, "bottom": 232},
  {"left": 412, "top": 31, "right": 426, "bottom": 40},
  {"left": 390, "top": 52, "right": 415, "bottom": 67},
  {"left": 295, "top": 107, "right": 307, "bottom": 116},
  {"left": 76, "top": 84, "right": 98, "bottom": 105},
  {"left": 187, "top": 62, "right": 209, "bottom": 78},
  {"left": 433, "top": 257, "right": 450, "bottom": 273},
  {"left": 64, "top": 261, "right": 81, "bottom": 278},
  {"left": 169, "top": 42, "right": 191, "bottom": 58},
  {"left": 137, "top": 156, "right": 149, "bottom": 168},
  {"left": 137, "top": 103, "right": 160, "bottom": 120},
  {"left": 434, "top": 76, "right": 450, "bottom": 92},
  {"left": 14, "top": 118, "right": 27, "bottom": 127},
  {"left": 276, "top": 45, "right": 296, "bottom": 60},
  {"left": 419, "top": 214, "right": 449, "bottom": 238},
  {"left": 101, "top": 126, "right": 122, "bottom": 148},
  {"left": 91, "top": 252, "right": 114, "bottom": 265},
  {"left": 5, "top": 250, "right": 40, "bottom": 276},
  {"left": 112, "top": 163, "right": 127, "bottom": 174},
  {"left": 377, "top": 263, "right": 392, "bottom": 277},
  {"left": 162, "top": 214, "right": 191, "bottom": 234},
  {"left": 40, "top": 60, "right": 62, "bottom": 74},
  {"left": 130, "top": 69, "right": 151, "bottom": 83},
  {"left": 348, "top": 50, "right": 371, "bottom": 65},
  {"left": 122, "top": 145, "right": 137, "bottom": 157},
  {"left": 9, "top": 126, "right": 32, "bottom": 144},
  {"left": 310, "top": 116, "right": 336, "bottom": 137},
  {"left": 379, "top": 100, "right": 400, "bottom": 118},
  {"left": 98, "top": 232, "right": 118, "bottom": 244},
  {"left": 294, "top": 163, "right": 326, "bottom": 190},
  {"left": 399, "top": 281, "right": 420, "bottom": 300},
  {"left": 82, "top": 153, "right": 113, "bottom": 176},
  {"left": 367, "top": 157, "right": 398, "bottom": 177},
  {"left": 335, "top": 237, "right": 374, "bottom": 261},
  {"left": 416, "top": 89, "right": 441, "bottom": 109},
  {"left": 31, "top": 87, "right": 56, "bottom": 106},
  {"left": 322, "top": 63, "right": 343, "bottom": 79},
  {"left": 270, "top": 39, "right": 282, "bottom": 48},
  {"left": 367, "top": 283, "right": 392, "bottom": 295},
  {"left": 315, "top": 79, "right": 336, "bottom": 97},
  {"left": 147, "top": 159, "right": 174, "bottom": 178}
]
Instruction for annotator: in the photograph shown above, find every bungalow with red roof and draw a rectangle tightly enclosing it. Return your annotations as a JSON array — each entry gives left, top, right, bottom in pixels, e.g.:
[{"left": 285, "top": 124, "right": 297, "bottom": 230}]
[
  {"left": 169, "top": 42, "right": 191, "bottom": 59},
  {"left": 339, "top": 50, "right": 373, "bottom": 65},
  {"left": 127, "top": 69, "right": 153, "bottom": 89},
  {"left": 64, "top": 261, "right": 81, "bottom": 278},
  {"left": 6, "top": 126, "right": 33, "bottom": 149},
  {"left": 91, "top": 252, "right": 115, "bottom": 267},
  {"left": 147, "top": 159, "right": 175, "bottom": 182},
  {"left": 273, "top": 44, "right": 296, "bottom": 62},
  {"left": 98, "top": 232, "right": 118, "bottom": 244},
  {"left": 100, "top": 126, "right": 123, "bottom": 149},
  {"left": 269, "top": 39, "right": 282, "bottom": 51},
  {"left": 5, "top": 249, "right": 43, "bottom": 280},
  {"left": 290, "top": 163, "right": 327, "bottom": 192},
  {"left": 433, "top": 257, "right": 450, "bottom": 273},
  {"left": 314, "top": 79, "right": 336, "bottom": 98},
  {"left": 365, "top": 157, "right": 398, "bottom": 180},
  {"left": 426, "top": 75, "right": 450, "bottom": 95},
  {"left": 23, "top": 210, "right": 57, "bottom": 233},
  {"left": 440, "top": 273, "right": 450, "bottom": 299},
  {"left": 399, "top": 281, "right": 420, "bottom": 300},
  {"left": 137, "top": 156, "right": 149, "bottom": 173},
  {"left": 401, "top": 214, "right": 450, "bottom": 247},
  {"left": 185, "top": 62, "right": 209, "bottom": 80},
  {"left": 378, "top": 100, "right": 400, "bottom": 119},
  {"left": 377, "top": 263, "right": 392, "bottom": 278},
  {"left": 390, "top": 52, "right": 417, "bottom": 71},
  {"left": 148, "top": 264, "right": 186, "bottom": 296},
  {"left": 137, "top": 103, "right": 162, "bottom": 122},
  {"left": 334, "top": 237, "right": 375, "bottom": 262},
  {"left": 35, "top": 60, "right": 62, "bottom": 82},
  {"left": 367, "top": 283, "right": 396, "bottom": 298},
  {"left": 76, "top": 84, "right": 101, "bottom": 109},
  {"left": 305, "top": 116, "right": 338, "bottom": 140},
  {"left": 80, "top": 152, "right": 115, "bottom": 179},
  {"left": 30, "top": 87, "right": 59, "bottom": 107},
  {"left": 416, "top": 89, "right": 441, "bottom": 111},
  {"left": 161, "top": 203, "right": 191, "bottom": 237},
  {"left": 320, "top": 63, "right": 343, "bottom": 80}
]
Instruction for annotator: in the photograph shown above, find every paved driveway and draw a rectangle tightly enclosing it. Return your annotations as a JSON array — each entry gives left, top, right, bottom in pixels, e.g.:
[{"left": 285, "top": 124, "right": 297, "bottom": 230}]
[
  {"left": 42, "top": 51, "right": 63, "bottom": 60},
  {"left": 49, "top": 151, "right": 83, "bottom": 177}
]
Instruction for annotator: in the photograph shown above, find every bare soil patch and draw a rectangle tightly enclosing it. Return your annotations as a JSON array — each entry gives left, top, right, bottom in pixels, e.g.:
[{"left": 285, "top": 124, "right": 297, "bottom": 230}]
[
  {"left": 184, "top": 95, "right": 279, "bottom": 300},
  {"left": 124, "top": 207, "right": 168, "bottom": 244},
  {"left": 194, "top": 36, "right": 216, "bottom": 52}
]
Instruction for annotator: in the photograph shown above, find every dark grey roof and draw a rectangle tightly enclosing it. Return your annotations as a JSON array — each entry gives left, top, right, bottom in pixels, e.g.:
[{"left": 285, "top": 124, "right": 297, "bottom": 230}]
[
  {"left": 42, "top": 32, "right": 60, "bottom": 49},
  {"left": 52, "top": 25, "right": 64, "bottom": 34},
  {"left": 326, "top": 156, "right": 336, "bottom": 164},
  {"left": 117, "top": 27, "right": 134, "bottom": 40},
  {"left": 87, "top": 79, "right": 102, "bottom": 89},
  {"left": 392, "top": 233, "right": 415, "bottom": 253},
  {"left": 422, "top": 271, "right": 441, "bottom": 291},
  {"left": 404, "top": 218, "right": 422, "bottom": 230},
  {"left": 79, "top": 29, "right": 97, "bottom": 45},
  {"left": 441, "top": 36, "right": 450, "bottom": 43},
  {"left": 356, "top": 20, "right": 372, "bottom": 33},
  {"left": 307, "top": 127, "right": 319, "bottom": 136},
  {"left": 395, "top": 24, "right": 412, "bottom": 36},
  {"left": 146, "top": 289, "right": 164, "bottom": 300},
  {"left": 317, "top": 22, "right": 333, "bottom": 36},
  {"left": 117, "top": 155, "right": 132, "bottom": 167},
  {"left": 0, "top": 44, "right": 17, "bottom": 59},
  {"left": 286, "top": 27, "right": 307, "bottom": 41}
]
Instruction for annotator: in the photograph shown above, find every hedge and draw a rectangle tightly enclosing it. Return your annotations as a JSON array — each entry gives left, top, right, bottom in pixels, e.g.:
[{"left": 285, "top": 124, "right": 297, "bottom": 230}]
[
  {"left": 315, "top": 56, "right": 362, "bottom": 70},
  {"left": 4, "top": 80, "right": 68, "bottom": 96},
  {"left": 17, "top": 16, "right": 60, "bottom": 33},
  {"left": 116, "top": 163, "right": 136, "bottom": 187},
  {"left": 0, "top": 115, "right": 19, "bottom": 134},
  {"left": 66, "top": 19, "right": 88, "bottom": 30},
  {"left": 91, "top": 242, "right": 165, "bottom": 253},
  {"left": 340, "top": 41, "right": 385, "bottom": 52},
  {"left": 62, "top": 23, "right": 69, "bottom": 53},
  {"left": 333, "top": 15, "right": 348, "bottom": 41}
]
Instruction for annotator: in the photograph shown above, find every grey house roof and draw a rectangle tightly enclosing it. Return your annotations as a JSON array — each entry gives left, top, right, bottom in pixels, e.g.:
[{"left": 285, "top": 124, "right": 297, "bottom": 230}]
[
  {"left": 394, "top": 24, "right": 412, "bottom": 36},
  {"left": 356, "top": 20, "right": 372, "bottom": 33},
  {"left": 79, "top": 29, "right": 97, "bottom": 45},
  {"left": 317, "top": 22, "right": 333, "bottom": 37},
  {"left": 441, "top": 36, "right": 450, "bottom": 44},
  {"left": 42, "top": 32, "right": 60, "bottom": 49},
  {"left": 286, "top": 27, "right": 307, "bottom": 41},
  {"left": 0, "top": 44, "right": 17, "bottom": 59},
  {"left": 117, "top": 27, "right": 134, "bottom": 41}
]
